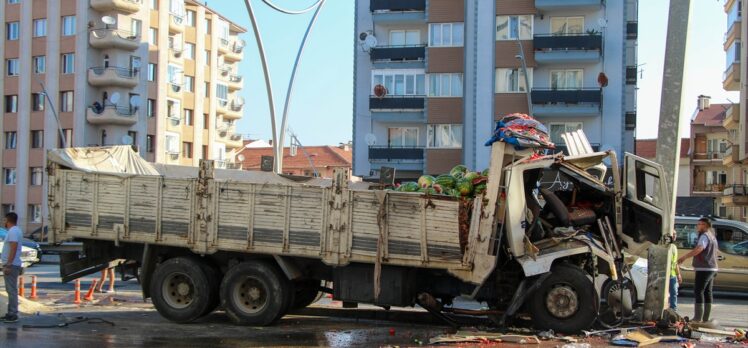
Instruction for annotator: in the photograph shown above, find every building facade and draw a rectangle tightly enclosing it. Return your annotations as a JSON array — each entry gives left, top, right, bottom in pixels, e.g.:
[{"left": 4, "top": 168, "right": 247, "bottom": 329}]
[
  {"left": 636, "top": 138, "right": 691, "bottom": 198},
  {"left": 353, "top": 0, "right": 638, "bottom": 179},
  {"left": 1, "top": 0, "right": 246, "bottom": 231}
]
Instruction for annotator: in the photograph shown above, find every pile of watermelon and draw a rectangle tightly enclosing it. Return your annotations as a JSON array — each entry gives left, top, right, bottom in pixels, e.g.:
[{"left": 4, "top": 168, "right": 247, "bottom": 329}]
[{"left": 391, "top": 165, "right": 489, "bottom": 199}]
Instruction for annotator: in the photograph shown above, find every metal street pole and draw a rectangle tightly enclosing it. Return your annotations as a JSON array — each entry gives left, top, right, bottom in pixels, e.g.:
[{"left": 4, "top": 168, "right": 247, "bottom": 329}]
[
  {"left": 36, "top": 79, "right": 67, "bottom": 148},
  {"left": 516, "top": 38, "right": 533, "bottom": 115}
]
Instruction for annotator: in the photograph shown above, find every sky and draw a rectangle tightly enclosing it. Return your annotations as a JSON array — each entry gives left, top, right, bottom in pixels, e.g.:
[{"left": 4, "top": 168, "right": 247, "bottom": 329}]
[{"left": 209, "top": 0, "right": 733, "bottom": 146}]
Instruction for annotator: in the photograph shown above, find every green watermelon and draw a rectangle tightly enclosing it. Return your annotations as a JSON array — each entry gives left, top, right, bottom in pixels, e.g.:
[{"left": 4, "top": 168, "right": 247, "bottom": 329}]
[
  {"left": 400, "top": 182, "right": 419, "bottom": 192},
  {"left": 456, "top": 179, "right": 474, "bottom": 196},
  {"left": 417, "top": 175, "right": 435, "bottom": 188},
  {"left": 463, "top": 171, "right": 479, "bottom": 182},
  {"left": 481, "top": 168, "right": 489, "bottom": 176},
  {"left": 449, "top": 165, "right": 468, "bottom": 178},
  {"left": 474, "top": 183, "right": 487, "bottom": 195},
  {"left": 419, "top": 187, "right": 437, "bottom": 195},
  {"left": 435, "top": 174, "right": 457, "bottom": 188}
]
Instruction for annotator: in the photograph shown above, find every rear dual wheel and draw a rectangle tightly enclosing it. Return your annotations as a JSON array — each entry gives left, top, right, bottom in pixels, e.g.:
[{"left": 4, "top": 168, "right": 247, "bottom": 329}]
[{"left": 220, "top": 261, "right": 293, "bottom": 326}]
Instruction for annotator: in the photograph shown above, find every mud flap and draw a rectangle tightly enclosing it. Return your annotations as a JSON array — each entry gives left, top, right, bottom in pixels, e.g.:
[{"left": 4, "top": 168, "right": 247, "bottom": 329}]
[{"left": 643, "top": 244, "right": 670, "bottom": 321}]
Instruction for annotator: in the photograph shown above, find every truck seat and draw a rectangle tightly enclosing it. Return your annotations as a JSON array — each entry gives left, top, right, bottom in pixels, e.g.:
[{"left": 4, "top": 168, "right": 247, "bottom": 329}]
[{"left": 539, "top": 188, "right": 597, "bottom": 227}]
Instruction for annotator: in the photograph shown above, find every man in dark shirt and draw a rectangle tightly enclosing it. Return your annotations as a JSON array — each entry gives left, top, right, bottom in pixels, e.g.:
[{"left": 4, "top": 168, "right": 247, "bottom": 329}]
[{"left": 678, "top": 217, "right": 719, "bottom": 323}]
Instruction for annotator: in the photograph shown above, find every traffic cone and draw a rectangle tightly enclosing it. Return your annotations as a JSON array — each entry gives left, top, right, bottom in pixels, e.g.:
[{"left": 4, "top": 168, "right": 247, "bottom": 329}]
[
  {"left": 84, "top": 279, "right": 98, "bottom": 301},
  {"left": 73, "top": 279, "right": 82, "bottom": 304},
  {"left": 29, "top": 275, "right": 38, "bottom": 300},
  {"left": 18, "top": 275, "right": 25, "bottom": 298}
]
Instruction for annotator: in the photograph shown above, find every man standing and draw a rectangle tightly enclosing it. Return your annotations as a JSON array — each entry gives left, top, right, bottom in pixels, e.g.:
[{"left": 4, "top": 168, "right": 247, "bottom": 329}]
[
  {"left": 678, "top": 217, "right": 719, "bottom": 323},
  {"left": 1, "top": 212, "right": 23, "bottom": 323}
]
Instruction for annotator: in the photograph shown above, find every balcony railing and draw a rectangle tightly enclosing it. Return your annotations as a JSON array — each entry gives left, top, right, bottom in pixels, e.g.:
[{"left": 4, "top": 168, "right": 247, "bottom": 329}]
[
  {"left": 90, "top": 66, "right": 136, "bottom": 78},
  {"left": 531, "top": 88, "right": 602, "bottom": 104},
  {"left": 370, "top": 0, "right": 425, "bottom": 12},
  {"left": 626, "top": 66, "right": 638, "bottom": 84},
  {"left": 694, "top": 184, "right": 726, "bottom": 193},
  {"left": 534, "top": 34, "right": 602, "bottom": 51},
  {"left": 86, "top": 104, "right": 138, "bottom": 126},
  {"left": 88, "top": 28, "right": 139, "bottom": 50},
  {"left": 535, "top": 0, "right": 602, "bottom": 9},
  {"left": 90, "top": 0, "right": 142, "bottom": 13},
  {"left": 369, "top": 146, "right": 424, "bottom": 161},
  {"left": 725, "top": 184, "right": 748, "bottom": 196},
  {"left": 229, "top": 74, "right": 242, "bottom": 83},
  {"left": 232, "top": 39, "right": 246, "bottom": 54},
  {"left": 230, "top": 98, "right": 244, "bottom": 111},
  {"left": 625, "top": 112, "right": 636, "bottom": 131},
  {"left": 369, "top": 95, "right": 425, "bottom": 110},
  {"left": 88, "top": 66, "right": 138, "bottom": 88},
  {"left": 626, "top": 22, "right": 638, "bottom": 40},
  {"left": 370, "top": 45, "right": 425, "bottom": 61}
]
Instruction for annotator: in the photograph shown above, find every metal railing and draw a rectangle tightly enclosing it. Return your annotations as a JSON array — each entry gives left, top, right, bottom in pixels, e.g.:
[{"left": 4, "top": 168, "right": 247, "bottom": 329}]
[
  {"left": 89, "top": 28, "right": 139, "bottom": 41},
  {"left": 88, "top": 105, "right": 138, "bottom": 116},
  {"left": 230, "top": 134, "right": 242, "bottom": 141},
  {"left": 230, "top": 99, "right": 244, "bottom": 111},
  {"left": 368, "top": 146, "right": 424, "bottom": 160},
  {"left": 229, "top": 74, "right": 242, "bottom": 83},
  {"left": 725, "top": 184, "right": 748, "bottom": 195},
  {"left": 232, "top": 39, "right": 246, "bottom": 53},
  {"left": 626, "top": 22, "right": 638, "bottom": 40},
  {"left": 370, "top": 45, "right": 426, "bottom": 61},
  {"left": 370, "top": 0, "right": 425, "bottom": 12},
  {"left": 89, "top": 66, "right": 137, "bottom": 78},
  {"left": 369, "top": 95, "right": 425, "bottom": 109},
  {"left": 530, "top": 88, "right": 602, "bottom": 104},
  {"left": 534, "top": 34, "right": 602, "bottom": 51}
]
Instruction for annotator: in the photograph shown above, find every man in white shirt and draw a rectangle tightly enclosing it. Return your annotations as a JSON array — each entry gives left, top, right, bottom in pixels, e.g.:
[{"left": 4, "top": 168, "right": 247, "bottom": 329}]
[{"left": 1, "top": 212, "right": 23, "bottom": 323}]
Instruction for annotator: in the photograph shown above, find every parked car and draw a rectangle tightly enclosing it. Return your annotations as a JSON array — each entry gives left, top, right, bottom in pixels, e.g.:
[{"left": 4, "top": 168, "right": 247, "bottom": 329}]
[
  {"left": 673, "top": 216, "right": 748, "bottom": 292},
  {"left": 0, "top": 227, "right": 41, "bottom": 267}
]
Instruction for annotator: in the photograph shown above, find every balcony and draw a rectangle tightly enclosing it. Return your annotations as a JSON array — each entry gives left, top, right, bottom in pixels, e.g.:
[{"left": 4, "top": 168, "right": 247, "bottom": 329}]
[
  {"left": 228, "top": 74, "right": 243, "bottom": 91},
  {"left": 218, "top": 64, "right": 231, "bottom": 79},
  {"left": 626, "top": 66, "right": 638, "bottom": 85},
  {"left": 723, "top": 61, "right": 741, "bottom": 91},
  {"left": 224, "top": 40, "right": 245, "bottom": 62},
  {"left": 216, "top": 99, "right": 230, "bottom": 115},
  {"left": 217, "top": 130, "right": 243, "bottom": 149},
  {"left": 723, "top": 184, "right": 748, "bottom": 206},
  {"left": 693, "top": 151, "right": 725, "bottom": 162},
  {"left": 88, "top": 29, "right": 140, "bottom": 51},
  {"left": 90, "top": 0, "right": 142, "bottom": 13},
  {"left": 370, "top": 45, "right": 425, "bottom": 62},
  {"left": 369, "top": 146, "right": 424, "bottom": 160},
  {"left": 369, "top": 95, "right": 425, "bottom": 110},
  {"left": 535, "top": 0, "right": 602, "bottom": 10},
  {"left": 625, "top": 111, "right": 636, "bottom": 131},
  {"left": 169, "top": 14, "right": 185, "bottom": 33},
  {"left": 626, "top": 22, "right": 638, "bottom": 40},
  {"left": 370, "top": 0, "right": 425, "bottom": 23},
  {"left": 724, "top": 19, "right": 741, "bottom": 49},
  {"left": 218, "top": 38, "right": 231, "bottom": 54},
  {"left": 724, "top": 146, "right": 740, "bottom": 166},
  {"left": 531, "top": 88, "right": 602, "bottom": 117},
  {"left": 86, "top": 105, "right": 138, "bottom": 126},
  {"left": 693, "top": 183, "right": 726, "bottom": 195},
  {"left": 87, "top": 67, "right": 138, "bottom": 88},
  {"left": 222, "top": 99, "right": 244, "bottom": 120},
  {"left": 533, "top": 34, "right": 602, "bottom": 63},
  {"left": 169, "top": 45, "right": 184, "bottom": 60},
  {"left": 723, "top": 104, "right": 740, "bottom": 129},
  {"left": 167, "top": 82, "right": 182, "bottom": 98}
]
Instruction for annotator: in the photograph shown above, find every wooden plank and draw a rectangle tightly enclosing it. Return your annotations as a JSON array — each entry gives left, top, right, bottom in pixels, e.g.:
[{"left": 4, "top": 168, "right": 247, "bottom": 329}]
[
  {"left": 247, "top": 185, "right": 256, "bottom": 249},
  {"left": 420, "top": 198, "right": 428, "bottom": 263},
  {"left": 283, "top": 186, "right": 291, "bottom": 251}
]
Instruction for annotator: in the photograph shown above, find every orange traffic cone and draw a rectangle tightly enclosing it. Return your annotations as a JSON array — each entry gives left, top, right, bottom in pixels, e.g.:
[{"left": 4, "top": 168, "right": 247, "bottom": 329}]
[
  {"left": 29, "top": 275, "right": 38, "bottom": 300},
  {"left": 73, "top": 279, "right": 82, "bottom": 304},
  {"left": 18, "top": 275, "right": 25, "bottom": 298},
  {"left": 84, "top": 279, "right": 98, "bottom": 301}
]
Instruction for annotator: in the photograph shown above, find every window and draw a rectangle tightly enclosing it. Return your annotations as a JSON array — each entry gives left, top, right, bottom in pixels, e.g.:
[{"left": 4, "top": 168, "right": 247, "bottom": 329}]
[
  {"left": 167, "top": 99, "right": 180, "bottom": 118},
  {"left": 371, "top": 70, "right": 426, "bottom": 96},
  {"left": 7, "top": 0, "right": 20, "bottom": 4},
  {"left": 204, "top": 82, "right": 210, "bottom": 97},
  {"left": 146, "top": 135, "right": 154, "bottom": 153},
  {"left": 32, "top": 93, "right": 44, "bottom": 111},
  {"left": 216, "top": 84, "right": 228, "bottom": 101},
  {"left": 150, "top": 0, "right": 158, "bottom": 9},
  {"left": 147, "top": 63, "right": 156, "bottom": 81},
  {"left": 202, "top": 145, "right": 208, "bottom": 160},
  {"left": 60, "top": 91, "right": 74, "bottom": 112},
  {"left": 428, "top": 73, "right": 463, "bottom": 97},
  {"left": 184, "top": 43, "right": 195, "bottom": 59},
  {"left": 707, "top": 138, "right": 728, "bottom": 157},
  {"left": 6, "top": 58, "right": 19, "bottom": 76},
  {"left": 705, "top": 170, "right": 727, "bottom": 185},
  {"left": 388, "top": 128, "right": 419, "bottom": 147},
  {"left": 28, "top": 204, "right": 42, "bottom": 223},
  {"left": 203, "top": 114, "right": 209, "bottom": 129},
  {"left": 389, "top": 30, "right": 420, "bottom": 46},
  {"left": 549, "top": 122, "right": 583, "bottom": 145},
  {"left": 31, "top": 130, "right": 44, "bottom": 148},
  {"left": 30, "top": 167, "right": 43, "bottom": 186},
  {"left": 182, "top": 142, "right": 193, "bottom": 158},
  {"left": 61, "top": 53, "right": 74, "bottom": 74},
  {"left": 147, "top": 99, "right": 156, "bottom": 117},
  {"left": 203, "top": 18, "right": 211, "bottom": 34},
  {"left": 6, "top": 22, "right": 19, "bottom": 40},
  {"left": 714, "top": 226, "right": 748, "bottom": 255},
  {"left": 727, "top": 41, "right": 741, "bottom": 68},
  {"left": 149, "top": 28, "right": 158, "bottom": 45},
  {"left": 1, "top": 204, "right": 15, "bottom": 216},
  {"left": 185, "top": 10, "right": 196, "bottom": 26},
  {"left": 5, "top": 95, "right": 18, "bottom": 113},
  {"left": 496, "top": 15, "right": 533, "bottom": 40},
  {"left": 550, "top": 17, "right": 584, "bottom": 35},
  {"left": 204, "top": 50, "right": 210, "bottom": 65},
  {"left": 4, "top": 132, "right": 16, "bottom": 149},
  {"left": 167, "top": 64, "right": 182, "bottom": 85},
  {"left": 33, "top": 18, "right": 47, "bottom": 37},
  {"left": 131, "top": 19, "right": 142, "bottom": 37},
  {"left": 59, "top": 129, "right": 72, "bottom": 148},
  {"left": 495, "top": 68, "right": 532, "bottom": 92},
  {"left": 550, "top": 69, "right": 583, "bottom": 89},
  {"left": 427, "top": 124, "right": 463, "bottom": 148},
  {"left": 3, "top": 168, "right": 16, "bottom": 185},
  {"left": 33, "top": 55, "right": 45, "bottom": 74},
  {"left": 184, "top": 76, "right": 194, "bottom": 92},
  {"left": 429, "top": 23, "right": 463, "bottom": 47},
  {"left": 183, "top": 108, "right": 193, "bottom": 125},
  {"left": 61, "top": 16, "right": 75, "bottom": 36},
  {"left": 165, "top": 132, "right": 180, "bottom": 154}
]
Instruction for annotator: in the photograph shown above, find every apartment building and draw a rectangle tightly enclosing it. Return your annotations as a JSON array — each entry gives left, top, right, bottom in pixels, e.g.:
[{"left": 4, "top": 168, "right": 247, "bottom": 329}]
[
  {"left": 353, "top": 0, "right": 638, "bottom": 179},
  {"left": 1, "top": 0, "right": 246, "bottom": 231},
  {"left": 720, "top": 0, "right": 748, "bottom": 221}
]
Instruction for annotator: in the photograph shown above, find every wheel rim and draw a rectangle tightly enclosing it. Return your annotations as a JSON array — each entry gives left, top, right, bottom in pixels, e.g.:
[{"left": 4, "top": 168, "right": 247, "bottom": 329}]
[
  {"left": 232, "top": 276, "right": 268, "bottom": 315},
  {"left": 545, "top": 284, "right": 579, "bottom": 319},
  {"left": 162, "top": 272, "right": 195, "bottom": 309}
]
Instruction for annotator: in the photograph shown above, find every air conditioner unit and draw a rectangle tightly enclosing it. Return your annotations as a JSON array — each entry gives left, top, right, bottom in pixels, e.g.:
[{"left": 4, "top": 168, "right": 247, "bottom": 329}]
[{"left": 168, "top": 153, "right": 179, "bottom": 160}]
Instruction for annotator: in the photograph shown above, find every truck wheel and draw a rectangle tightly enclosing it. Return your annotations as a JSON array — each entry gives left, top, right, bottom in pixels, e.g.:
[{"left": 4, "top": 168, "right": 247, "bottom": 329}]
[
  {"left": 198, "top": 260, "right": 221, "bottom": 316},
  {"left": 290, "top": 279, "right": 323, "bottom": 310},
  {"left": 220, "top": 261, "right": 291, "bottom": 326},
  {"left": 529, "top": 264, "right": 597, "bottom": 333},
  {"left": 150, "top": 257, "right": 213, "bottom": 323}
]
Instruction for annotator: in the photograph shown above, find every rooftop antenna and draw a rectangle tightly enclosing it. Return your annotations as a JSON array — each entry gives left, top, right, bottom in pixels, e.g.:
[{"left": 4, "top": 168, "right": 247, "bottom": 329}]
[{"left": 288, "top": 129, "right": 319, "bottom": 177}]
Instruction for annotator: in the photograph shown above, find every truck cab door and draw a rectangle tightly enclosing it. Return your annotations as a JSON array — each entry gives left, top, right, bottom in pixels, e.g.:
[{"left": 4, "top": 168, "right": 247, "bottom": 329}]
[{"left": 622, "top": 153, "right": 672, "bottom": 245}]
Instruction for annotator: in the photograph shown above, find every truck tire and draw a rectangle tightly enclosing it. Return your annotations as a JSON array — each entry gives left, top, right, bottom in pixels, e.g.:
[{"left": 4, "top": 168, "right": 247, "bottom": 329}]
[
  {"left": 198, "top": 260, "right": 221, "bottom": 316},
  {"left": 220, "top": 261, "right": 291, "bottom": 326},
  {"left": 150, "top": 257, "right": 213, "bottom": 323},
  {"left": 290, "top": 279, "right": 323, "bottom": 310},
  {"left": 529, "top": 264, "right": 597, "bottom": 333}
]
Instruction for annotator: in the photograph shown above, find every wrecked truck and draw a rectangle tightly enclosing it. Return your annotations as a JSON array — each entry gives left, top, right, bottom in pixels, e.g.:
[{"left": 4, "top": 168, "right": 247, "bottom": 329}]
[{"left": 46, "top": 139, "right": 670, "bottom": 333}]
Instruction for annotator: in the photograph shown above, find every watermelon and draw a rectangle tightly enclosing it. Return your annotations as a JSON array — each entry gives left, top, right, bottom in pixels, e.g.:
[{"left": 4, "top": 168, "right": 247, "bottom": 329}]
[
  {"left": 417, "top": 175, "right": 436, "bottom": 188},
  {"left": 435, "top": 174, "right": 457, "bottom": 188},
  {"left": 481, "top": 168, "right": 489, "bottom": 177},
  {"left": 419, "top": 187, "right": 437, "bottom": 195},
  {"left": 474, "top": 183, "right": 487, "bottom": 195},
  {"left": 400, "top": 182, "right": 419, "bottom": 192},
  {"left": 463, "top": 171, "right": 479, "bottom": 182},
  {"left": 456, "top": 178, "right": 474, "bottom": 196},
  {"left": 432, "top": 183, "right": 443, "bottom": 194},
  {"left": 450, "top": 165, "right": 468, "bottom": 178}
]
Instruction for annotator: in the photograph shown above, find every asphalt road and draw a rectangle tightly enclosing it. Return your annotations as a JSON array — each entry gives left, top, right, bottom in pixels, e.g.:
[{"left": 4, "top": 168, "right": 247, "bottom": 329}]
[{"left": 0, "top": 255, "right": 745, "bottom": 347}]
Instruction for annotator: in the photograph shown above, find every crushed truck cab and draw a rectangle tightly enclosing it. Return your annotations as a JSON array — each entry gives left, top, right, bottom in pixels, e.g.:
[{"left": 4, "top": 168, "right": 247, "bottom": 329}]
[{"left": 47, "top": 136, "right": 670, "bottom": 333}]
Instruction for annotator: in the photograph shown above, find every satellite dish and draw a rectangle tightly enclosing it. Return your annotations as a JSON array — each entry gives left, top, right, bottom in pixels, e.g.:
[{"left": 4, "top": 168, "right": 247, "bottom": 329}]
[
  {"left": 110, "top": 92, "right": 120, "bottom": 104},
  {"left": 129, "top": 95, "right": 141, "bottom": 106},
  {"left": 237, "top": 154, "right": 245, "bottom": 162},
  {"left": 102, "top": 16, "right": 116, "bottom": 25},
  {"left": 121, "top": 135, "right": 133, "bottom": 145},
  {"left": 365, "top": 134, "right": 377, "bottom": 146},
  {"left": 359, "top": 32, "right": 368, "bottom": 41},
  {"left": 364, "top": 35, "right": 378, "bottom": 50},
  {"left": 597, "top": 18, "right": 608, "bottom": 28}
]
